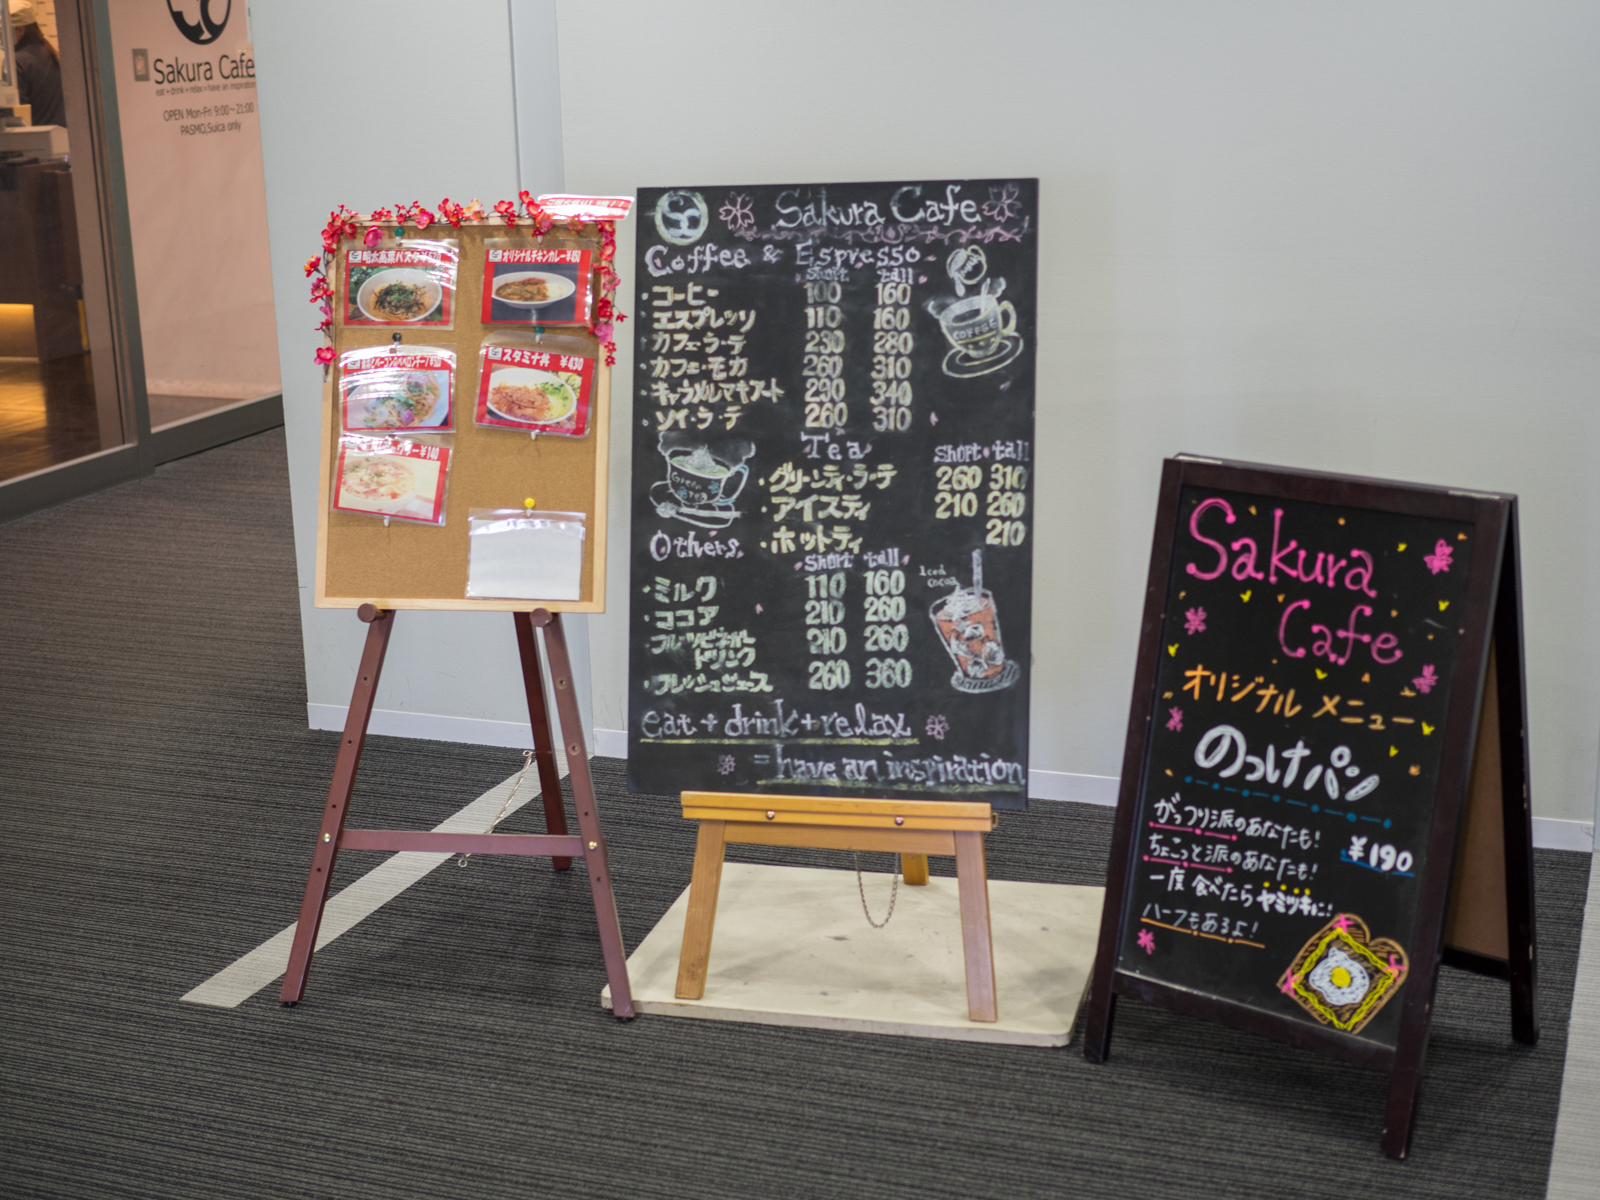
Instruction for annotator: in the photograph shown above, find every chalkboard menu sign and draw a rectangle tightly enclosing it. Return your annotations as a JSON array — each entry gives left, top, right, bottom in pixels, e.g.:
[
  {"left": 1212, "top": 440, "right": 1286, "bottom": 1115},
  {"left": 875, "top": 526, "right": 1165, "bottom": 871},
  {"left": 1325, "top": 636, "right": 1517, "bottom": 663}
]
[
  {"left": 627, "top": 180, "right": 1038, "bottom": 808},
  {"left": 1084, "top": 456, "right": 1538, "bottom": 1159}
]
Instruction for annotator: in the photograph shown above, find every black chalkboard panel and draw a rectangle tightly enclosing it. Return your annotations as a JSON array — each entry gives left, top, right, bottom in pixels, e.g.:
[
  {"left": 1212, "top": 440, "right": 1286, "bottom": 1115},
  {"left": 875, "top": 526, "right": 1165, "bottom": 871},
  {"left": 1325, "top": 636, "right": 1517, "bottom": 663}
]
[
  {"left": 626, "top": 180, "right": 1038, "bottom": 808},
  {"left": 1082, "top": 455, "right": 1538, "bottom": 1159}
]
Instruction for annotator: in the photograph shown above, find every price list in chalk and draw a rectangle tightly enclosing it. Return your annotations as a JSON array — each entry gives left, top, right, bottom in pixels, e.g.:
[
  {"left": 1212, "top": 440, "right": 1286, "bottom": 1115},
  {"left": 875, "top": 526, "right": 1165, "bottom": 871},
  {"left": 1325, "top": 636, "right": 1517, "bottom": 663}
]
[
  {"left": 627, "top": 180, "right": 1039, "bottom": 806},
  {"left": 1116, "top": 486, "right": 1476, "bottom": 1045}
]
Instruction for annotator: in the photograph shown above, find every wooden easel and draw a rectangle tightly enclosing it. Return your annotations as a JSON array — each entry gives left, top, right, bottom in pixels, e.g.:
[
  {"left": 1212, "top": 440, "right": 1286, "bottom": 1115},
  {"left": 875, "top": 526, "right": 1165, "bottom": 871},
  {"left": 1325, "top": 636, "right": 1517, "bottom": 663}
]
[
  {"left": 673, "top": 792, "right": 1000, "bottom": 1022},
  {"left": 279, "top": 603, "right": 634, "bottom": 1018}
]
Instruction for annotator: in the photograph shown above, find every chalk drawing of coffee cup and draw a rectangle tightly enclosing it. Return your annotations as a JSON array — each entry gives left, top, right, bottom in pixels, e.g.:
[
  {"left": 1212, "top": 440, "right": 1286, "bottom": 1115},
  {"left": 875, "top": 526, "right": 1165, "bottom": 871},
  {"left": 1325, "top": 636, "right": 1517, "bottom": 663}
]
[
  {"left": 667, "top": 446, "right": 748, "bottom": 507},
  {"left": 650, "top": 435, "right": 753, "bottom": 530},
  {"left": 929, "top": 587, "right": 1020, "bottom": 694},
  {"left": 932, "top": 292, "right": 1023, "bottom": 378}
]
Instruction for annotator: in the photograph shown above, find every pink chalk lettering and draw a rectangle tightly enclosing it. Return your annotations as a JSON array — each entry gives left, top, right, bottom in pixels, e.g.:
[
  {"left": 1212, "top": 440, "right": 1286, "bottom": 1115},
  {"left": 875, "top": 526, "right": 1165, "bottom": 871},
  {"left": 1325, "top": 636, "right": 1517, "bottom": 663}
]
[
  {"left": 1229, "top": 537, "right": 1264, "bottom": 580},
  {"left": 1344, "top": 549, "right": 1378, "bottom": 598},
  {"left": 1371, "top": 632, "right": 1402, "bottom": 664},
  {"left": 1278, "top": 598, "right": 1311, "bottom": 657},
  {"left": 1293, "top": 549, "right": 1328, "bottom": 585},
  {"left": 1268, "top": 509, "right": 1300, "bottom": 583},
  {"left": 1185, "top": 497, "right": 1235, "bottom": 580}
]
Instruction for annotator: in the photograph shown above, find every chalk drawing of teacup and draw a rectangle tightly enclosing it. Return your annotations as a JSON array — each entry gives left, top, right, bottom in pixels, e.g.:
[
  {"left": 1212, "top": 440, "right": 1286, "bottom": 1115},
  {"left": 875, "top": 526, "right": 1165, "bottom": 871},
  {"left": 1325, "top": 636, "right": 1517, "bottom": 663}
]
[
  {"left": 666, "top": 447, "right": 748, "bottom": 508},
  {"left": 938, "top": 293, "right": 1017, "bottom": 361}
]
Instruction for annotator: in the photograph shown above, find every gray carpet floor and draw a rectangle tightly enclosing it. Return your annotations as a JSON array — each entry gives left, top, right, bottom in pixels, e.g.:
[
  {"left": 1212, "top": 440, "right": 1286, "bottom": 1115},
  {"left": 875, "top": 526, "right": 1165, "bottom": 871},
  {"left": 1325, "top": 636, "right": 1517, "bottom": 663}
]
[{"left": 0, "top": 429, "right": 1589, "bottom": 1199}]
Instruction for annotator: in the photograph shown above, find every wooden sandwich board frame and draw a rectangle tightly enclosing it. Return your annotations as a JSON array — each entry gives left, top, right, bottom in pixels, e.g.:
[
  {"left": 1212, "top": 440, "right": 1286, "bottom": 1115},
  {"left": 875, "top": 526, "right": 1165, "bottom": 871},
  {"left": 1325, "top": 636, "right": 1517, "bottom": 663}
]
[
  {"left": 674, "top": 792, "right": 1001, "bottom": 1022},
  {"left": 284, "top": 215, "right": 633, "bottom": 1015},
  {"left": 1082, "top": 456, "right": 1537, "bottom": 1159}
]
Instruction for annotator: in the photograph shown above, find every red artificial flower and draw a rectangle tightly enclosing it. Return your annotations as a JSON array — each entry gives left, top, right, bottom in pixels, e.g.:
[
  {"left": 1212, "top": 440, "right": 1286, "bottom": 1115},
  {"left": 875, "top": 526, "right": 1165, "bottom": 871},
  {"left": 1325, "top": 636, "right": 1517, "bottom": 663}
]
[
  {"left": 437, "top": 198, "right": 464, "bottom": 228},
  {"left": 363, "top": 225, "right": 383, "bottom": 247},
  {"left": 463, "top": 199, "right": 485, "bottom": 221},
  {"left": 315, "top": 346, "right": 335, "bottom": 365},
  {"left": 595, "top": 297, "right": 614, "bottom": 320},
  {"left": 600, "top": 241, "right": 616, "bottom": 262},
  {"left": 412, "top": 207, "right": 433, "bottom": 230},
  {"left": 310, "top": 278, "right": 333, "bottom": 301},
  {"left": 303, "top": 255, "right": 322, "bottom": 277},
  {"left": 493, "top": 200, "right": 518, "bottom": 226},
  {"left": 368, "top": 206, "right": 395, "bottom": 224}
]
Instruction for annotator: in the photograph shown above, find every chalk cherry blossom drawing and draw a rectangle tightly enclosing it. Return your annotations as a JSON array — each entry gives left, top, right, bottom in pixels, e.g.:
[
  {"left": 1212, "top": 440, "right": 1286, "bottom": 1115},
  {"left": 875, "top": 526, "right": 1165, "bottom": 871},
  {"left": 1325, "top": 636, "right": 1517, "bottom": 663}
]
[
  {"left": 1424, "top": 539, "right": 1454, "bottom": 575},
  {"left": 1183, "top": 606, "right": 1207, "bottom": 635},
  {"left": 1137, "top": 928, "right": 1156, "bottom": 955},
  {"left": 716, "top": 754, "right": 736, "bottom": 775},
  {"left": 718, "top": 192, "right": 755, "bottom": 237},
  {"left": 1412, "top": 664, "right": 1438, "bottom": 695},
  {"left": 925, "top": 714, "right": 949, "bottom": 741},
  {"left": 1166, "top": 707, "right": 1184, "bottom": 732},
  {"left": 982, "top": 182, "right": 1023, "bottom": 224}
]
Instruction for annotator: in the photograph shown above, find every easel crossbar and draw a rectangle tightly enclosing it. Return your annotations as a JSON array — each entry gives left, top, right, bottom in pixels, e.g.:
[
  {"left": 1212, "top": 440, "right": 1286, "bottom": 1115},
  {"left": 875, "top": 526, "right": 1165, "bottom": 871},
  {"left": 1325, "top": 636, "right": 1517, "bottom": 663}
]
[
  {"left": 339, "top": 830, "right": 586, "bottom": 857},
  {"left": 720, "top": 823, "right": 956, "bottom": 855},
  {"left": 681, "top": 791, "right": 995, "bottom": 831}
]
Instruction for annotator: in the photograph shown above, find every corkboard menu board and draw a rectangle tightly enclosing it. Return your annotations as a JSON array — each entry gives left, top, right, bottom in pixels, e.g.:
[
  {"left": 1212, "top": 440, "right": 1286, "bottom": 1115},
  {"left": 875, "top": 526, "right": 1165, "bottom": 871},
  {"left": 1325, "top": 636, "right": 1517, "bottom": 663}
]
[{"left": 314, "top": 221, "right": 610, "bottom": 612}]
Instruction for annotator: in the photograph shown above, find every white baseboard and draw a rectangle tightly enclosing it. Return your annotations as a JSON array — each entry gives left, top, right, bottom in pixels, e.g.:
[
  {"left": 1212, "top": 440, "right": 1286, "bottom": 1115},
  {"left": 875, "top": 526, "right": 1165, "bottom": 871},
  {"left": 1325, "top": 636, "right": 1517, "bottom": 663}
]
[
  {"left": 1022, "top": 767, "right": 1121, "bottom": 807},
  {"left": 1533, "top": 817, "right": 1596, "bottom": 853},
  {"left": 322, "top": 714, "right": 1594, "bottom": 852}
]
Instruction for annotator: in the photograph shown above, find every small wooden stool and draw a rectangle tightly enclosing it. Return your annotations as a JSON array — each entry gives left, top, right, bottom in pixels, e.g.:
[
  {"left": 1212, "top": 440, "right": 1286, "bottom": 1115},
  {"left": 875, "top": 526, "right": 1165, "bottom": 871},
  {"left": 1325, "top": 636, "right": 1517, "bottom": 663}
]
[{"left": 674, "top": 792, "right": 1000, "bottom": 1022}]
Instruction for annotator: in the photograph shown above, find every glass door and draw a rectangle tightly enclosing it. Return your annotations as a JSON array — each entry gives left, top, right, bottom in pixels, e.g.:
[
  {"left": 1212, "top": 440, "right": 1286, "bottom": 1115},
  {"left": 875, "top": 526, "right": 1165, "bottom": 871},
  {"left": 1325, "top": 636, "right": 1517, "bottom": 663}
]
[
  {"left": 0, "top": 0, "right": 282, "bottom": 524},
  {"left": 0, "top": 0, "right": 137, "bottom": 499}
]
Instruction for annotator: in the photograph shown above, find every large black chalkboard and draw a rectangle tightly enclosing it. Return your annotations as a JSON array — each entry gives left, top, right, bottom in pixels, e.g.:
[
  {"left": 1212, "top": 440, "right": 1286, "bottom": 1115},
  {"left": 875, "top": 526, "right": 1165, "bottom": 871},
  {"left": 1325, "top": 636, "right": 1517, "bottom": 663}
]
[
  {"left": 626, "top": 180, "right": 1038, "bottom": 808},
  {"left": 1083, "top": 456, "right": 1538, "bottom": 1158}
]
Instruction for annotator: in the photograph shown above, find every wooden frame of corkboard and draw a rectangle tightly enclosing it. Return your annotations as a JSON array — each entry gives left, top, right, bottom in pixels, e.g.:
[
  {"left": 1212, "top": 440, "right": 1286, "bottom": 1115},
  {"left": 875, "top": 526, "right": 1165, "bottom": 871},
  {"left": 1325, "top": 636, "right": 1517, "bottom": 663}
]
[{"left": 314, "top": 219, "right": 610, "bottom": 613}]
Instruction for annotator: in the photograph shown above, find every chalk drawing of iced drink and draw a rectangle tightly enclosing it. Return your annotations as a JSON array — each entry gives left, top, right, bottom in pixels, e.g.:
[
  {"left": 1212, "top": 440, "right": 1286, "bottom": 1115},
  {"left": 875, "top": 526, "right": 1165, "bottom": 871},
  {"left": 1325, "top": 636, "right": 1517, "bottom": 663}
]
[{"left": 929, "top": 550, "right": 1021, "bottom": 694}]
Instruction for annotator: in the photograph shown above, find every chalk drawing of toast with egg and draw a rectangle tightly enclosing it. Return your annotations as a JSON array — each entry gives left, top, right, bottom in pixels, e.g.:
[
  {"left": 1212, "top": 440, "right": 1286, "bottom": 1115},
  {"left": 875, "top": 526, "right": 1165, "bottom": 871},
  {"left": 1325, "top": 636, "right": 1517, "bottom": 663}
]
[
  {"left": 649, "top": 432, "right": 755, "bottom": 530},
  {"left": 925, "top": 246, "right": 1024, "bottom": 378},
  {"left": 1278, "top": 914, "right": 1410, "bottom": 1035}
]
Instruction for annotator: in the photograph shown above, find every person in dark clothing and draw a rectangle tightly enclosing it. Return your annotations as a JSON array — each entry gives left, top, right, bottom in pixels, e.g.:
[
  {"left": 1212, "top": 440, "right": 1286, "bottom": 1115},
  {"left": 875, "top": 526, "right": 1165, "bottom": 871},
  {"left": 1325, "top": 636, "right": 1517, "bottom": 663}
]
[{"left": 10, "top": 1, "right": 65, "bottom": 128}]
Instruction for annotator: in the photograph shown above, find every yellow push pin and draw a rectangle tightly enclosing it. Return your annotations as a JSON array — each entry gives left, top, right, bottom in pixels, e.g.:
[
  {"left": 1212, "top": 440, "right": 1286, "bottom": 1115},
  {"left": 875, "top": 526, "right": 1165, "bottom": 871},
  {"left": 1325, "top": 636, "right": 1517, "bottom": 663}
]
[{"left": 524, "top": 496, "right": 536, "bottom": 514}]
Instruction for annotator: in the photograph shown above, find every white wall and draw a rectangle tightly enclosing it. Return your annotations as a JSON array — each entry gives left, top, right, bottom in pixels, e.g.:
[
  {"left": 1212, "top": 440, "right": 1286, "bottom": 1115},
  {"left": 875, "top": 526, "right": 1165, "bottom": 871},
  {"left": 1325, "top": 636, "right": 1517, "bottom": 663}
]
[
  {"left": 556, "top": 0, "right": 1600, "bottom": 825},
  {"left": 253, "top": 0, "right": 599, "bottom": 749}
]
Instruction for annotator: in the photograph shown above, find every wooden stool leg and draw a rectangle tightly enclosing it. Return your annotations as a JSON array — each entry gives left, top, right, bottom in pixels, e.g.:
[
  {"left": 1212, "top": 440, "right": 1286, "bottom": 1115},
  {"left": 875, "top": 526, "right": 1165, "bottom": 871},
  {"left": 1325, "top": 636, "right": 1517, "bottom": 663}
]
[
  {"left": 540, "top": 612, "right": 635, "bottom": 1018},
  {"left": 513, "top": 611, "right": 572, "bottom": 871},
  {"left": 954, "top": 831, "right": 998, "bottom": 1022},
  {"left": 900, "top": 853, "right": 930, "bottom": 885},
  {"left": 281, "top": 606, "right": 395, "bottom": 1005},
  {"left": 675, "top": 820, "right": 727, "bottom": 999}
]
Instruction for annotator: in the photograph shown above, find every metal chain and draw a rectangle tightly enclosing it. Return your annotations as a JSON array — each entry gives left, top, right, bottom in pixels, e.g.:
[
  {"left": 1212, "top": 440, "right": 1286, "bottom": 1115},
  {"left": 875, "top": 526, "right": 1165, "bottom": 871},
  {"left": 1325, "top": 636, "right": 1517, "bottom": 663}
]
[
  {"left": 853, "top": 852, "right": 900, "bottom": 928},
  {"left": 456, "top": 749, "right": 536, "bottom": 868}
]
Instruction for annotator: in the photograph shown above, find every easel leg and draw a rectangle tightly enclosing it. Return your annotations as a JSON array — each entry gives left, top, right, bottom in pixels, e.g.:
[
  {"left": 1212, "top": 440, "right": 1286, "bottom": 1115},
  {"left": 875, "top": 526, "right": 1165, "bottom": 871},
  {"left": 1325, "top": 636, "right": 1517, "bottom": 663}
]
[
  {"left": 281, "top": 606, "right": 395, "bottom": 1005},
  {"left": 675, "top": 820, "right": 727, "bottom": 1000},
  {"left": 538, "top": 611, "right": 635, "bottom": 1019},
  {"left": 513, "top": 611, "right": 572, "bottom": 871},
  {"left": 954, "top": 831, "right": 998, "bottom": 1022},
  {"left": 1381, "top": 1042, "right": 1425, "bottom": 1158},
  {"left": 1082, "top": 988, "right": 1117, "bottom": 1063},
  {"left": 1492, "top": 543, "right": 1540, "bottom": 1045},
  {"left": 900, "top": 853, "right": 930, "bottom": 885}
]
